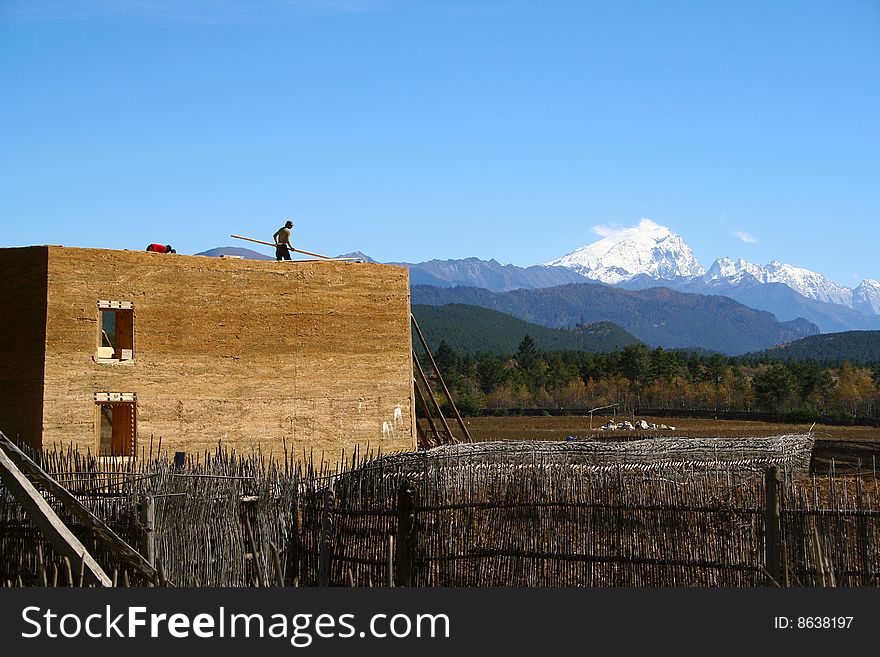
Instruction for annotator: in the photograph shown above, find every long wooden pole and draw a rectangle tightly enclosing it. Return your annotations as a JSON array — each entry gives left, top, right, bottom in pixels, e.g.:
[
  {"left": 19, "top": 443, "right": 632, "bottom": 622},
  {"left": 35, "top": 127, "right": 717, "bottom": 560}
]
[
  {"left": 412, "top": 351, "right": 457, "bottom": 444},
  {"left": 230, "top": 235, "right": 360, "bottom": 261},
  {"left": 411, "top": 314, "right": 473, "bottom": 443}
]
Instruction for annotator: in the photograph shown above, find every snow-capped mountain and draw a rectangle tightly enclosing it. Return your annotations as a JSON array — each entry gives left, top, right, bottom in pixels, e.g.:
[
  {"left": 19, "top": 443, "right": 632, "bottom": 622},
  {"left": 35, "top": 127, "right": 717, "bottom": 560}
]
[
  {"left": 704, "top": 257, "right": 765, "bottom": 284},
  {"left": 854, "top": 279, "right": 880, "bottom": 315},
  {"left": 542, "top": 219, "right": 705, "bottom": 284},
  {"left": 542, "top": 220, "right": 879, "bottom": 327},
  {"left": 705, "top": 258, "right": 853, "bottom": 306}
]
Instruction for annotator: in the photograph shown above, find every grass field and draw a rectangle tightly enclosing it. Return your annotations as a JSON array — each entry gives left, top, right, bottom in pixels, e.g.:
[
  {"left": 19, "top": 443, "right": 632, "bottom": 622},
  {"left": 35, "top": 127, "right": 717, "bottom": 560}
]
[{"left": 435, "top": 414, "right": 880, "bottom": 474}]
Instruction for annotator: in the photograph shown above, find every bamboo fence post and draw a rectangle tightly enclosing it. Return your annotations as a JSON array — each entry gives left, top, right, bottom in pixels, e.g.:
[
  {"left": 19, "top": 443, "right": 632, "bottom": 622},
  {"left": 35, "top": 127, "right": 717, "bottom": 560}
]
[
  {"left": 36, "top": 545, "right": 48, "bottom": 587},
  {"left": 138, "top": 496, "right": 156, "bottom": 568},
  {"left": 387, "top": 534, "right": 394, "bottom": 588},
  {"left": 243, "top": 512, "right": 264, "bottom": 587},
  {"left": 318, "top": 488, "right": 335, "bottom": 587},
  {"left": 764, "top": 465, "right": 788, "bottom": 586},
  {"left": 395, "top": 480, "right": 416, "bottom": 587},
  {"left": 856, "top": 478, "right": 872, "bottom": 586},
  {"left": 63, "top": 557, "right": 74, "bottom": 587},
  {"left": 269, "top": 541, "right": 284, "bottom": 587},
  {"left": 77, "top": 554, "right": 86, "bottom": 587}
]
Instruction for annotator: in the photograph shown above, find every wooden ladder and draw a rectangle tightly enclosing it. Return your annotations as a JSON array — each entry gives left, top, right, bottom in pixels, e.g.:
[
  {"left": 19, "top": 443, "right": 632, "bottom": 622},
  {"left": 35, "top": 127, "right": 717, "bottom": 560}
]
[{"left": 411, "top": 314, "right": 472, "bottom": 449}]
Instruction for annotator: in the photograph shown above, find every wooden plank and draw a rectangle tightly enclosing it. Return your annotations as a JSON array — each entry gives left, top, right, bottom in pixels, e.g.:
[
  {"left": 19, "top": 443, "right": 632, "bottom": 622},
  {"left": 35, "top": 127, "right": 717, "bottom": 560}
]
[
  {"left": 0, "top": 432, "right": 163, "bottom": 584},
  {"left": 230, "top": 234, "right": 361, "bottom": 261},
  {"left": 0, "top": 442, "right": 111, "bottom": 587}
]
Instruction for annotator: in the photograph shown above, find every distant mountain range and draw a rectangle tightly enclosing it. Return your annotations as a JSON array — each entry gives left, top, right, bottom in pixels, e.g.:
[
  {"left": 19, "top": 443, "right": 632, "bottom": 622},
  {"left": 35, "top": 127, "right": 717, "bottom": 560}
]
[
  {"left": 412, "top": 304, "right": 640, "bottom": 354},
  {"left": 395, "top": 221, "right": 879, "bottom": 332},
  {"left": 539, "top": 220, "right": 880, "bottom": 329},
  {"left": 617, "top": 275, "right": 880, "bottom": 334},
  {"left": 411, "top": 283, "right": 816, "bottom": 355},
  {"left": 541, "top": 218, "right": 877, "bottom": 305},
  {"left": 747, "top": 331, "right": 880, "bottom": 365},
  {"left": 396, "top": 257, "right": 587, "bottom": 291},
  {"left": 393, "top": 262, "right": 880, "bottom": 333}
]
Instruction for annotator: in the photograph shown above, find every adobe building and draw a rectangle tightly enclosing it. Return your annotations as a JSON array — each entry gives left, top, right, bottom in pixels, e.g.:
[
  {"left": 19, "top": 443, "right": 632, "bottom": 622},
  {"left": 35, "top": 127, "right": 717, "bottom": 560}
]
[{"left": 0, "top": 246, "right": 416, "bottom": 459}]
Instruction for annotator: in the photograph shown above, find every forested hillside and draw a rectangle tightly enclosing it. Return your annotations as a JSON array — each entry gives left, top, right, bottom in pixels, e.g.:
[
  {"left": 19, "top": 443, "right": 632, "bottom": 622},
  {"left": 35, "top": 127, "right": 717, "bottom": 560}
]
[
  {"left": 412, "top": 304, "right": 639, "bottom": 354},
  {"left": 751, "top": 331, "right": 880, "bottom": 365}
]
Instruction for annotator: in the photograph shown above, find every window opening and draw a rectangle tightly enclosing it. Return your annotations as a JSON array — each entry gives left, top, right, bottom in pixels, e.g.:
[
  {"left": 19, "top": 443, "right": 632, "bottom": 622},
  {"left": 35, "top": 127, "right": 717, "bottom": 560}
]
[
  {"left": 95, "top": 393, "right": 136, "bottom": 457},
  {"left": 96, "top": 301, "right": 134, "bottom": 361}
]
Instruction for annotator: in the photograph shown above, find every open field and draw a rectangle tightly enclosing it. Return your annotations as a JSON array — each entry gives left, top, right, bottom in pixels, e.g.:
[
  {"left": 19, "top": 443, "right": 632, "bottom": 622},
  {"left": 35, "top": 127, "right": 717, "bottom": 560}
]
[{"left": 439, "top": 415, "right": 880, "bottom": 475}]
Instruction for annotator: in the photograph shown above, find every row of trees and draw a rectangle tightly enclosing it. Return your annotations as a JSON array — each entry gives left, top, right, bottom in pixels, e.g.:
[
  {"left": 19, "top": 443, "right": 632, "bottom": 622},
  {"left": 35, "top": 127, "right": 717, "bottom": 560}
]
[{"left": 426, "top": 337, "right": 880, "bottom": 420}]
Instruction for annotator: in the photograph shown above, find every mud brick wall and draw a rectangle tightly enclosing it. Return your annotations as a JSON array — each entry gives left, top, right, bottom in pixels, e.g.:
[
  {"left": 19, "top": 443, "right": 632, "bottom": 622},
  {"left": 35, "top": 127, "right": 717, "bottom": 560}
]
[
  {"left": 0, "top": 247, "right": 48, "bottom": 449},
  {"left": 37, "top": 246, "right": 415, "bottom": 459}
]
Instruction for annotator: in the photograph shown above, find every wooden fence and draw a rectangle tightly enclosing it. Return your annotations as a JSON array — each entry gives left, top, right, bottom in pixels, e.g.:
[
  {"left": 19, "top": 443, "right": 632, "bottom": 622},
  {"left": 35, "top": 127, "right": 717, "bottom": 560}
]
[{"left": 1, "top": 445, "right": 878, "bottom": 587}]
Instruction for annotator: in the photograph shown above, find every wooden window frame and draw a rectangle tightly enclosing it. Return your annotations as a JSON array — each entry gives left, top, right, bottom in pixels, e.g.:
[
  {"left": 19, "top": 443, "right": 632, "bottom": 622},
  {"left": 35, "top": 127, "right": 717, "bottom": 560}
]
[
  {"left": 96, "top": 301, "right": 135, "bottom": 363},
  {"left": 94, "top": 392, "right": 137, "bottom": 458}
]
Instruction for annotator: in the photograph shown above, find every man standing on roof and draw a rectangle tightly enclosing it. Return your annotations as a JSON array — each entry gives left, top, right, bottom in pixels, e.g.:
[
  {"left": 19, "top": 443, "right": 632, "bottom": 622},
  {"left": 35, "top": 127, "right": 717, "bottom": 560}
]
[{"left": 273, "top": 220, "right": 294, "bottom": 261}]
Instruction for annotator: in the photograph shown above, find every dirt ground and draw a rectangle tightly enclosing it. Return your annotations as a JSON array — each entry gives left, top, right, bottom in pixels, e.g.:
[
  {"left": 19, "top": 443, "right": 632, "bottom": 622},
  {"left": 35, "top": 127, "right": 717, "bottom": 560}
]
[{"left": 437, "top": 414, "right": 880, "bottom": 475}]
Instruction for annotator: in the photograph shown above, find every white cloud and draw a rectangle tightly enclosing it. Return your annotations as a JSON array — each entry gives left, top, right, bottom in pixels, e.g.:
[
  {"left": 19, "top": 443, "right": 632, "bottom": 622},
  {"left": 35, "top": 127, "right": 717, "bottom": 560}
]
[
  {"left": 591, "top": 223, "right": 622, "bottom": 238},
  {"left": 592, "top": 218, "right": 663, "bottom": 238},
  {"left": 637, "top": 218, "right": 663, "bottom": 231},
  {"left": 731, "top": 230, "right": 758, "bottom": 244}
]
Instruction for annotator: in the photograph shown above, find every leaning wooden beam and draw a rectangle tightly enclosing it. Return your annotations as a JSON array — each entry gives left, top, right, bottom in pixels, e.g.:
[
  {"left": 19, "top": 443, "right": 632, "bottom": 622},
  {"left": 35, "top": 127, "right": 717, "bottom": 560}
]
[
  {"left": 411, "top": 314, "right": 473, "bottom": 442},
  {"left": 230, "top": 234, "right": 361, "bottom": 261},
  {"left": 0, "top": 432, "right": 163, "bottom": 585},
  {"left": 0, "top": 441, "right": 111, "bottom": 587},
  {"left": 412, "top": 370, "right": 442, "bottom": 448},
  {"left": 412, "top": 348, "right": 457, "bottom": 445}
]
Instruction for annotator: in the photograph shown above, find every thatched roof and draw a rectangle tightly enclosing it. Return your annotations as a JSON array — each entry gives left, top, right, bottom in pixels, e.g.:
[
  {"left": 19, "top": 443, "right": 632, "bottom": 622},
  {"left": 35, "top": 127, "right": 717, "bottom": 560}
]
[{"left": 356, "top": 434, "right": 815, "bottom": 478}]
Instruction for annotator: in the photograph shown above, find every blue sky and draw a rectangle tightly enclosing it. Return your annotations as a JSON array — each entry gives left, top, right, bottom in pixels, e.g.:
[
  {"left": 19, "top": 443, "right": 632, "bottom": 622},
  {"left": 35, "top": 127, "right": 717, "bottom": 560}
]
[{"left": 1, "top": 0, "right": 878, "bottom": 286}]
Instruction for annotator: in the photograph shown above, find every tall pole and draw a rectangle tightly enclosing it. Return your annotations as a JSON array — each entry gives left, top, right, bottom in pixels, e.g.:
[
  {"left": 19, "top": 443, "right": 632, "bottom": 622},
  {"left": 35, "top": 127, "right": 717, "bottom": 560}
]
[{"left": 230, "top": 235, "right": 360, "bottom": 261}]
